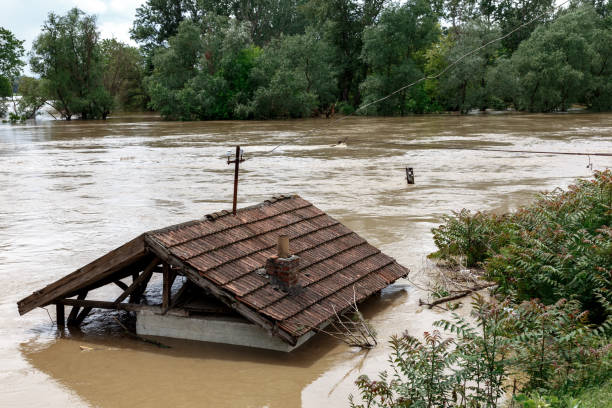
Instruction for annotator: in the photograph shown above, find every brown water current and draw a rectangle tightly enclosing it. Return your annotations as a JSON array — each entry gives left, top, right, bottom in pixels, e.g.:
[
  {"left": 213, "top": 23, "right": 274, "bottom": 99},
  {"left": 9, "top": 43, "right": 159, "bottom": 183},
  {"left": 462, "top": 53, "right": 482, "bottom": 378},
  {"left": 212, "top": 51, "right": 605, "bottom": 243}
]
[{"left": 1, "top": 113, "right": 611, "bottom": 407}]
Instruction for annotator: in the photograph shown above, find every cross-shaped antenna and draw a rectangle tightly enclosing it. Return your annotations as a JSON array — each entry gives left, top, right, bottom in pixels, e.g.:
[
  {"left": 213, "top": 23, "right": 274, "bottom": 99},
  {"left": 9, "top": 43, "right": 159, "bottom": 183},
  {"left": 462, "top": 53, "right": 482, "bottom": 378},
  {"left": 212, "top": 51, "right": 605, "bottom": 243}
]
[{"left": 226, "top": 145, "right": 245, "bottom": 215}]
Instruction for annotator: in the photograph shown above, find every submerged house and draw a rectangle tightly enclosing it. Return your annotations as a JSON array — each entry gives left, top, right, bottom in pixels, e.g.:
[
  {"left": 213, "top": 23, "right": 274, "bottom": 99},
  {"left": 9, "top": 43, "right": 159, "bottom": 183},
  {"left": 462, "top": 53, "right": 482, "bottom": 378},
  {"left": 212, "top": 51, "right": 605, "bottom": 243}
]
[{"left": 17, "top": 195, "right": 409, "bottom": 352}]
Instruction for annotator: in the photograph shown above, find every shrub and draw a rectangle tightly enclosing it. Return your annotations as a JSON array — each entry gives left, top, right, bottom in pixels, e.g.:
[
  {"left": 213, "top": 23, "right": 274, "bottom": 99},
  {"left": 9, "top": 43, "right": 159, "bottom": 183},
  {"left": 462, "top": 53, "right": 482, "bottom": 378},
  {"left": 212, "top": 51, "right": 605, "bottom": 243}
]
[
  {"left": 430, "top": 170, "right": 612, "bottom": 324},
  {"left": 350, "top": 297, "right": 610, "bottom": 407}
]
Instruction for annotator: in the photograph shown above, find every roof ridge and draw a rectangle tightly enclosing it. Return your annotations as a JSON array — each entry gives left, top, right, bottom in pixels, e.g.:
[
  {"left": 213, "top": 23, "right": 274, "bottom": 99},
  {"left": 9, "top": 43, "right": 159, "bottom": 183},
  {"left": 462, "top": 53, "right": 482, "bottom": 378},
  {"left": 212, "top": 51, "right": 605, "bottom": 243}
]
[
  {"left": 146, "top": 194, "right": 302, "bottom": 236},
  {"left": 205, "top": 194, "right": 299, "bottom": 221}
]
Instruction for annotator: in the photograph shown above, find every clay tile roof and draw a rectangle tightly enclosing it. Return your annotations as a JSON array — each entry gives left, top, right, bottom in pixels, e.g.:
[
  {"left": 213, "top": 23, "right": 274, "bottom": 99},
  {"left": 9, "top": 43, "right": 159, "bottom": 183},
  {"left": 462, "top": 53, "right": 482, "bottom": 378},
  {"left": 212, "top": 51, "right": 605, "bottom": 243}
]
[
  {"left": 16, "top": 194, "right": 409, "bottom": 346},
  {"left": 146, "top": 195, "right": 409, "bottom": 338}
]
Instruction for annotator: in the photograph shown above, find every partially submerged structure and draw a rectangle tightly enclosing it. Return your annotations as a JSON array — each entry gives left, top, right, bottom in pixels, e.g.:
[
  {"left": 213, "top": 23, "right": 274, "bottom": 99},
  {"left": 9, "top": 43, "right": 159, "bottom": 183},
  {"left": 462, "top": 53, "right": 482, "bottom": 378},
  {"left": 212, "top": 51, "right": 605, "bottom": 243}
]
[{"left": 18, "top": 195, "right": 409, "bottom": 351}]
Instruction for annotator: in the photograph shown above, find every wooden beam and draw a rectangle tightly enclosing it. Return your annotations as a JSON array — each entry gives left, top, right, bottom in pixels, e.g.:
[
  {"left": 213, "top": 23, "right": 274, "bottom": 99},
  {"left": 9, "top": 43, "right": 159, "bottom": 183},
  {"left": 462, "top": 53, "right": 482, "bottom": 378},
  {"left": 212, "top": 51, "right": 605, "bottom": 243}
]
[
  {"left": 144, "top": 234, "right": 297, "bottom": 346},
  {"left": 56, "top": 298, "right": 188, "bottom": 316},
  {"left": 18, "top": 234, "right": 146, "bottom": 315},
  {"left": 113, "top": 280, "right": 129, "bottom": 291},
  {"left": 73, "top": 307, "right": 92, "bottom": 326},
  {"left": 59, "top": 298, "right": 147, "bottom": 312},
  {"left": 56, "top": 304, "right": 65, "bottom": 328},
  {"left": 113, "top": 257, "right": 159, "bottom": 305},
  {"left": 67, "top": 292, "right": 87, "bottom": 325},
  {"left": 61, "top": 255, "right": 154, "bottom": 299},
  {"left": 170, "top": 281, "right": 190, "bottom": 309},
  {"left": 162, "top": 264, "right": 171, "bottom": 313},
  {"left": 129, "top": 270, "right": 154, "bottom": 304}
]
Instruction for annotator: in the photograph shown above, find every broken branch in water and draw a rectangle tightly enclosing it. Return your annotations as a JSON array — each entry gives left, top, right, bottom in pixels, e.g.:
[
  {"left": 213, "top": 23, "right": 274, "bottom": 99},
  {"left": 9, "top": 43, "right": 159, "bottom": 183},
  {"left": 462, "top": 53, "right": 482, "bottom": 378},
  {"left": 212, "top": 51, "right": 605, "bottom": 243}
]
[
  {"left": 419, "top": 283, "right": 496, "bottom": 309},
  {"left": 307, "top": 286, "right": 378, "bottom": 349}
]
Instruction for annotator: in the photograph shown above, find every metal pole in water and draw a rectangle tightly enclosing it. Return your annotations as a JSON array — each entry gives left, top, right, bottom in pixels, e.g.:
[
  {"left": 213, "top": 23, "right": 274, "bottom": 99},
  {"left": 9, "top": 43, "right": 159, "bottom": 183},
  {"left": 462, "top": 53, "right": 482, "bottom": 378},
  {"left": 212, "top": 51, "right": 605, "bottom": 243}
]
[{"left": 406, "top": 167, "right": 415, "bottom": 184}]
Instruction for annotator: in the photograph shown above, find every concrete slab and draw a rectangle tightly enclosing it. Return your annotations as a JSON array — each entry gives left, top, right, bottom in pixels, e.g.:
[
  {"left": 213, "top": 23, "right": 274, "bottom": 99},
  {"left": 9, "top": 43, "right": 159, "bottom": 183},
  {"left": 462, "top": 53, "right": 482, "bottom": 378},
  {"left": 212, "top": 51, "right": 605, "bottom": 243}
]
[{"left": 135, "top": 310, "right": 314, "bottom": 352}]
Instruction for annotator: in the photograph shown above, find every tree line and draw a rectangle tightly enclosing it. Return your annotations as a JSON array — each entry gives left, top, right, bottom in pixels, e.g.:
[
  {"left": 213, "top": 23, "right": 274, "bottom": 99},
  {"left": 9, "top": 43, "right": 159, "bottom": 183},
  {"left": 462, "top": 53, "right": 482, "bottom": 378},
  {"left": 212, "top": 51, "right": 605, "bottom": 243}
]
[
  {"left": 1, "top": 0, "right": 611, "bottom": 121},
  {"left": 1, "top": 10, "right": 147, "bottom": 121}
]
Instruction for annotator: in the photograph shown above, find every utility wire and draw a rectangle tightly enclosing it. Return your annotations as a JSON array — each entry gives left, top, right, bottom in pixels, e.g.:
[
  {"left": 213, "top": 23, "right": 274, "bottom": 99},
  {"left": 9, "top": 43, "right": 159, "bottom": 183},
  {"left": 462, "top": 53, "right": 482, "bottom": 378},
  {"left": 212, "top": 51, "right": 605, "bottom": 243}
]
[
  {"left": 267, "top": 0, "right": 573, "bottom": 154},
  {"left": 445, "top": 147, "right": 612, "bottom": 157}
]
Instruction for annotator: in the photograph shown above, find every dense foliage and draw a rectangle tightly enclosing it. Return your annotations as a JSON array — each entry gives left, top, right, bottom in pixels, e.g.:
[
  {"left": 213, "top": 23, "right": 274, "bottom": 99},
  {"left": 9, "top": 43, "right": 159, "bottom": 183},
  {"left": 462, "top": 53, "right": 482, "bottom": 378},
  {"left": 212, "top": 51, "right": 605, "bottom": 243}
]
[
  {"left": 352, "top": 171, "right": 611, "bottom": 407},
  {"left": 0, "top": 27, "right": 25, "bottom": 82},
  {"left": 29, "top": 9, "right": 112, "bottom": 120},
  {"left": 351, "top": 296, "right": 611, "bottom": 407},
  {"left": 101, "top": 39, "right": 148, "bottom": 111},
  {"left": 0, "top": 26, "right": 25, "bottom": 117},
  {"left": 3, "top": 1, "right": 612, "bottom": 120},
  {"left": 431, "top": 170, "right": 612, "bottom": 324},
  {"left": 131, "top": 0, "right": 612, "bottom": 119},
  {"left": 7, "top": 8, "right": 147, "bottom": 120}
]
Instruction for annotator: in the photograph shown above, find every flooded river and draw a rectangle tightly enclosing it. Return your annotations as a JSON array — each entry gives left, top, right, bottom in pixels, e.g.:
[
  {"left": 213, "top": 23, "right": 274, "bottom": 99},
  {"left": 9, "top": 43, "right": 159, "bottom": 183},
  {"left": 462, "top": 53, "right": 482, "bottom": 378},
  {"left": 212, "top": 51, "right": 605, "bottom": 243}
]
[{"left": 1, "top": 113, "right": 611, "bottom": 407}]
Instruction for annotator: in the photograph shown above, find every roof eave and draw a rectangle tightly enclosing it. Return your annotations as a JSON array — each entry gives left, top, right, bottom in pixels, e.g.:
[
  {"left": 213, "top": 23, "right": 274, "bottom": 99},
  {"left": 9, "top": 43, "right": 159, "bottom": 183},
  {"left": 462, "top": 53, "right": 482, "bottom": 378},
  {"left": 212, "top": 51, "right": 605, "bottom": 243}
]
[{"left": 17, "top": 234, "right": 147, "bottom": 315}]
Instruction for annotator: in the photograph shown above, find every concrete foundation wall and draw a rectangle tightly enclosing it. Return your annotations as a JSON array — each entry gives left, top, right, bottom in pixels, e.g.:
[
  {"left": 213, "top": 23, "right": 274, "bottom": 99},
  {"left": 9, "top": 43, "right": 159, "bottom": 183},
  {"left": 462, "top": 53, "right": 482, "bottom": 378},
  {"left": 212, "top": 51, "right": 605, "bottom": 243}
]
[{"left": 136, "top": 310, "right": 313, "bottom": 352}]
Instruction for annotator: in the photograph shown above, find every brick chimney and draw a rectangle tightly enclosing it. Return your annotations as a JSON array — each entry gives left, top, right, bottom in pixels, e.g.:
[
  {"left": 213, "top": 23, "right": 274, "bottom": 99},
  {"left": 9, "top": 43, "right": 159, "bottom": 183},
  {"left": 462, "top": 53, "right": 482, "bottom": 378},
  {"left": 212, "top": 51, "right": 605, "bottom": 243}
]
[{"left": 266, "top": 235, "right": 301, "bottom": 294}]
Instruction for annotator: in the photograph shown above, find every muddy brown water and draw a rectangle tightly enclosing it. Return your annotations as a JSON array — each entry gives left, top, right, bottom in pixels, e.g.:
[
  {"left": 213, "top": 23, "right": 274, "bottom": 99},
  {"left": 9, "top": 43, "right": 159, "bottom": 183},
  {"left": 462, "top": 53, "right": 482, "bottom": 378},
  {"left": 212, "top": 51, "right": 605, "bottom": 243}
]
[{"left": 1, "top": 113, "right": 611, "bottom": 408}]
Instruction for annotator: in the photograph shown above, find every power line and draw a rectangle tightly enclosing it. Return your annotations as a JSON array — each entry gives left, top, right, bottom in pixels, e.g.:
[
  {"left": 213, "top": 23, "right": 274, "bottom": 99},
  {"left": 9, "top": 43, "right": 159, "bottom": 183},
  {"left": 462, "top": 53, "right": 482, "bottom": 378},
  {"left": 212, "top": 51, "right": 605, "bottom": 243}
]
[
  {"left": 267, "top": 0, "right": 573, "bottom": 154},
  {"left": 445, "top": 147, "right": 612, "bottom": 157}
]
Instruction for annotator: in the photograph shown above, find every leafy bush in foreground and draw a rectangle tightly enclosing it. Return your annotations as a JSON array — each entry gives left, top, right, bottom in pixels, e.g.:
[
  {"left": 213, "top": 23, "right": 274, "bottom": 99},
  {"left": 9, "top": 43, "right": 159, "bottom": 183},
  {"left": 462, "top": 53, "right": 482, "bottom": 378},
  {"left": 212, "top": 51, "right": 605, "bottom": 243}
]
[
  {"left": 351, "top": 172, "right": 612, "bottom": 408},
  {"left": 350, "top": 296, "right": 610, "bottom": 408}
]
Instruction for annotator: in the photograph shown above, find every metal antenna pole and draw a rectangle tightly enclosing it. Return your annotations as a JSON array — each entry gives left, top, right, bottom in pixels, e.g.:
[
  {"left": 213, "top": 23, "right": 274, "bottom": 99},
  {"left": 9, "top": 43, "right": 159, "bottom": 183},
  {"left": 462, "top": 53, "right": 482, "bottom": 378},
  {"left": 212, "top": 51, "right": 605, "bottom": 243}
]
[{"left": 232, "top": 145, "right": 240, "bottom": 215}]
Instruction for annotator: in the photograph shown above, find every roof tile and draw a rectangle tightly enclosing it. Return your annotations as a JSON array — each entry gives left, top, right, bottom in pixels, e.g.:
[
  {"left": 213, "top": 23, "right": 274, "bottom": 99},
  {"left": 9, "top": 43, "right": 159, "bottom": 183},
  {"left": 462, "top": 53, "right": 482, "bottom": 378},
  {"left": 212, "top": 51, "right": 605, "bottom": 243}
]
[{"left": 147, "top": 195, "right": 408, "bottom": 339}]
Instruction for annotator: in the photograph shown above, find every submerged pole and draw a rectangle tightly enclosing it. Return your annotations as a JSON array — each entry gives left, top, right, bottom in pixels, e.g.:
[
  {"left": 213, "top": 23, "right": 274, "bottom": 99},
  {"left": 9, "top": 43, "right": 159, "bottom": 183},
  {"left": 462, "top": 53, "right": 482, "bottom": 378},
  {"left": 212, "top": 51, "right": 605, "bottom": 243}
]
[
  {"left": 56, "top": 304, "right": 65, "bottom": 328},
  {"left": 406, "top": 167, "right": 415, "bottom": 184}
]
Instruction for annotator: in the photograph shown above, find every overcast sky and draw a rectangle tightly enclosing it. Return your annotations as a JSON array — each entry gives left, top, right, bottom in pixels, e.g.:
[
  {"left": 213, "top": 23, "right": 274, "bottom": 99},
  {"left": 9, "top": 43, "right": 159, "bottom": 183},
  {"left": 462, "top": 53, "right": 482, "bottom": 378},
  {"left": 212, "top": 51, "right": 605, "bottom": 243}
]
[{"left": 1, "top": 1, "right": 145, "bottom": 61}]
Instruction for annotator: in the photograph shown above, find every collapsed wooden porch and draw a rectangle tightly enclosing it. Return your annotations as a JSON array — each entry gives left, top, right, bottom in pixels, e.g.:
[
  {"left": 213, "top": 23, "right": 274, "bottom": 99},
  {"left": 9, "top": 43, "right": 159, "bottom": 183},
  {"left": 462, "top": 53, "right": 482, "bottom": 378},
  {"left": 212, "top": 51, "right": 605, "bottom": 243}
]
[{"left": 17, "top": 232, "right": 301, "bottom": 348}]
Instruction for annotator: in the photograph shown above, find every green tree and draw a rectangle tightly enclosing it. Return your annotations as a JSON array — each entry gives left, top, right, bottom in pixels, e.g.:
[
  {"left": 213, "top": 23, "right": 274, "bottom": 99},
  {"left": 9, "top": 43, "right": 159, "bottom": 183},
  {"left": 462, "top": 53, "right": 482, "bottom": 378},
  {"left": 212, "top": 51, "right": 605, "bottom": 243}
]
[
  {"left": 494, "top": 0, "right": 555, "bottom": 55},
  {"left": 100, "top": 39, "right": 148, "bottom": 111},
  {"left": 239, "top": 27, "right": 337, "bottom": 118},
  {"left": 230, "top": 0, "right": 307, "bottom": 45},
  {"left": 510, "top": 5, "right": 599, "bottom": 112},
  {"left": 131, "top": 0, "right": 306, "bottom": 68},
  {"left": 360, "top": 0, "right": 440, "bottom": 115},
  {"left": 15, "top": 77, "right": 47, "bottom": 120},
  {"left": 485, "top": 56, "right": 520, "bottom": 109},
  {"left": 582, "top": 4, "right": 612, "bottom": 111},
  {"left": 444, "top": 0, "right": 479, "bottom": 28},
  {"left": 0, "top": 27, "right": 25, "bottom": 80},
  {"left": 302, "top": 0, "right": 388, "bottom": 107},
  {"left": 430, "top": 21, "right": 501, "bottom": 113},
  {"left": 0, "top": 76, "right": 10, "bottom": 97},
  {"left": 30, "top": 8, "right": 112, "bottom": 120},
  {"left": 131, "top": 0, "right": 210, "bottom": 69},
  {"left": 0, "top": 27, "right": 25, "bottom": 117},
  {"left": 0, "top": 75, "right": 9, "bottom": 117},
  {"left": 146, "top": 17, "right": 259, "bottom": 119}
]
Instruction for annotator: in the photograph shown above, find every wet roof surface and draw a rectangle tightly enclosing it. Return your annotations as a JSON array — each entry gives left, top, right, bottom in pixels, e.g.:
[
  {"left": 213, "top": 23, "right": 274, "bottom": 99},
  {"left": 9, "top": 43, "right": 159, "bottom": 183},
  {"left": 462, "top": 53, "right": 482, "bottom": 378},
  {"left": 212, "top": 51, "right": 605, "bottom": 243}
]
[{"left": 148, "top": 195, "right": 409, "bottom": 337}]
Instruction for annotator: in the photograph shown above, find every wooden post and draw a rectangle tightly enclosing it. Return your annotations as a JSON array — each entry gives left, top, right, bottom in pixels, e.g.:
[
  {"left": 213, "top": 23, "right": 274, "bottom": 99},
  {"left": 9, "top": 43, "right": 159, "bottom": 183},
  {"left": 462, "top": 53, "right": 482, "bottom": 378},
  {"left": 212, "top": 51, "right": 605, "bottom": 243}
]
[
  {"left": 233, "top": 145, "right": 240, "bottom": 215},
  {"left": 114, "top": 258, "right": 158, "bottom": 305},
  {"left": 67, "top": 292, "right": 87, "bottom": 326},
  {"left": 73, "top": 307, "right": 92, "bottom": 326},
  {"left": 227, "top": 145, "right": 245, "bottom": 215},
  {"left": 113, "top": 280, "right": 129, "bottom": 291},
  {"left": 56, "top": 304, "right": 65, "bottom": 328},
  {"left": 162, "top": 264, "right": 171, "bottom": 313},
  {"left": 406, "top": 167, "right": 415, "bottom": 184}
]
